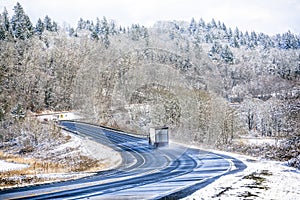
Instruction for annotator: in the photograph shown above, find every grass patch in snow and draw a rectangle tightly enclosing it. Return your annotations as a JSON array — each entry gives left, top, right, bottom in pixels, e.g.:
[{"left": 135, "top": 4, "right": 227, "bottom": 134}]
[
  {"left": 0, "top": 152, "right": 105, "bottom": 189},
  {"left": 242, "top": 170, "right": 272, "bottom": 190}
]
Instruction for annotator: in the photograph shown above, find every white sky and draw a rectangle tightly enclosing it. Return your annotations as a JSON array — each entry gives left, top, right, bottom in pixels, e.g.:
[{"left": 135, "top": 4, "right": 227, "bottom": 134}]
[{"left": 1, "top": 0, "right": 300, "bottom": 35}]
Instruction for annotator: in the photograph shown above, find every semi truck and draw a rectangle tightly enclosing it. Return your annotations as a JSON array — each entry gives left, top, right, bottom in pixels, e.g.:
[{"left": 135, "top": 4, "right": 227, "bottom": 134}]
[{"left": 149, "top": 127, "right": 169, "bottom": 148}]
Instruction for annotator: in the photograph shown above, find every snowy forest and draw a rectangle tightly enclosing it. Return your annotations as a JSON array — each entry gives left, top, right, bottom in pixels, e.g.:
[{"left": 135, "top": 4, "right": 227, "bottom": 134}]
[{"left": 0, "top": 3, "right": 299, "bottom": 168}]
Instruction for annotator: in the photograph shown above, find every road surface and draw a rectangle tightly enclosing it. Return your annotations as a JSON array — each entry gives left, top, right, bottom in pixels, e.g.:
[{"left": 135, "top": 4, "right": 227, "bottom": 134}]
[{"left": 0, "top": 121, "right": 246, "bottom": 199}]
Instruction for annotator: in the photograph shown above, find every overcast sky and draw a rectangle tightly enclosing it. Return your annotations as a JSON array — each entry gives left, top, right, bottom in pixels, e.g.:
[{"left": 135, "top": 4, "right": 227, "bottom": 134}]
[{"left": 1, "top": 0, "right": 299, "bottom": 35}]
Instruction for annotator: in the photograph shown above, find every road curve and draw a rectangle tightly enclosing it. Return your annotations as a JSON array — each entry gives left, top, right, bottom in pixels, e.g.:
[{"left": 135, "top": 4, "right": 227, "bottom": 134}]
[{"left": 0, "top": 121, "right": 246, "bottom": 200}]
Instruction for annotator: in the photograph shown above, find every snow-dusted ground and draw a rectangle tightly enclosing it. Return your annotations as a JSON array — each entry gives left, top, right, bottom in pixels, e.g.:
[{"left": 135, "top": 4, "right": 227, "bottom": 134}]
[
  {"left": 0, "top": 131, "right": 122, "bottom": 189},
  {"left": 183, "top": 148, "right": 300, "bottom": 200},
  {"left": 77, "top": 134, "right": 122, "bottom": 169},
  {"left": 31, "top": 130, "right": 122, "bottom": 172},
  {"left": 54, "top": 130, "right": 122, "bottom": 168},
  {"left": 0, "top": 160, "right": 29, "bottom": 172},
  {"left": 237, "top": 132, "right": 282, "bottom": 146}
]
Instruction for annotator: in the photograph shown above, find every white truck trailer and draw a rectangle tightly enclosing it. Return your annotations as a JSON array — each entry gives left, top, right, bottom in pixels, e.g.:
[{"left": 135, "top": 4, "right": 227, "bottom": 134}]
[{"left": 149, "top": 127, "right": 169, "bottom": 148}]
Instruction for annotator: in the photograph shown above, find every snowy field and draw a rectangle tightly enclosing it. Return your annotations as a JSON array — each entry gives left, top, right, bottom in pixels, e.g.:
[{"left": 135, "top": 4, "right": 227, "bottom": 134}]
[{"left": 183, "top": 148, "right": 300, "bottom": 200}]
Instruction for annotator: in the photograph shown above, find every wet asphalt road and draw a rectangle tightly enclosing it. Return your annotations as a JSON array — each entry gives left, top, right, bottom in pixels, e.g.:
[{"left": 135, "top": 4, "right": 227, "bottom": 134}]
[{"left": 0, "top": 121, "right": 246, "bottom": 199}]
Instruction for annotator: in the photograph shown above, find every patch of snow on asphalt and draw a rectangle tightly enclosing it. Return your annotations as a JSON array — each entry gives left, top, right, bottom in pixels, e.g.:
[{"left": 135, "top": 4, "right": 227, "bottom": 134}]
[
  {"left": 0, "top": 160, "right": 29, "bottom": 172},
  {"left": 183, "top": 150, "right": 300, "bottom": 200}
]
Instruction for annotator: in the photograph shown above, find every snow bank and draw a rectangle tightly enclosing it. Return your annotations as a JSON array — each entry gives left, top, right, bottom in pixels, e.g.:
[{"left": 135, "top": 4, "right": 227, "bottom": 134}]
[{"left": 0, "top": 160, "right": 29, "bottom": 172}]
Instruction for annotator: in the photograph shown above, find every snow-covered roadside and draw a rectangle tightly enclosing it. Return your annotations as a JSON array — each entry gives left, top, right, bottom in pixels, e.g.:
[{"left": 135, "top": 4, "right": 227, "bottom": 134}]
[
  {"left": 183, "top": 148, "right": 300, "bottom": 200},
  {"left": 72, "top": 132, "right": 122, "bottom": 170},
  {"left": 1, "top": 172, "right": 96, "bottom": 190},
  {"left": 0, "top": 130, "right": 122, "bottom": 189},
  {"left": 0, "top": 160, "right": 29, "bottom": 172},
  {"left": 34, "top": 130, "right": 122, "bottom": 172}
]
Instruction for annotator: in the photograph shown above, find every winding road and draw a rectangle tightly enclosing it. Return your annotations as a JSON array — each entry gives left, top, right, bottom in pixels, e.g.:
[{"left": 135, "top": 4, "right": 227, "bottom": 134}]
[{"left": 0, "top": 121, "right": 246, "bottom": 199}]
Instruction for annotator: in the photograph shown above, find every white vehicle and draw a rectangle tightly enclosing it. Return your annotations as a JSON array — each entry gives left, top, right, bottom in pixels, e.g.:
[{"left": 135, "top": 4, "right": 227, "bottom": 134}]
[{"left": 149, "top": 127, "right": 169, "bottom": 148}]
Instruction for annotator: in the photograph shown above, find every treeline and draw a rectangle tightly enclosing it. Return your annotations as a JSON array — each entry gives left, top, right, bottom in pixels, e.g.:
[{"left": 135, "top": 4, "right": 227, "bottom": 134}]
[
  {"left": 0, "top": 3, "right": 57, "bottom": 41},
  {"left": 2, "top": 3, "right": 299, "bottom": 50}
]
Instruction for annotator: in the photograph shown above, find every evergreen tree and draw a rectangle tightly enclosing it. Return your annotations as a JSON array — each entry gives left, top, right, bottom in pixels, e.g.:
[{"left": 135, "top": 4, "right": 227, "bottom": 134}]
[
  {"left": 239, "top": 32, "right": 246, "bottom": 46},
  {"left": 101, "top": 17, "right": 110, "bottom": 48},
  {"left": 0, "top": 14, "right": 5, "bottom": 40},
  {"left": 2, "top": 8, "right": 10, "bottom": 32},
  {"left": 198, "top": 18, "right": 206, "bottom": 28},
  {"left": 69, "top": 27, "right": 75, "bottom": 36},
  {"left": 209, "top": 42, "right": 222, "bottom": 55},
  {"left": 230, "top": 36, "right": 240, "bottom": 48},
  {"left": 210, "top": 18, "right": 217, "bottom": 28},
  {"left": 35, "top": 18, "right": 44, "bottom": 36},
  {"left": 11, "top": 2, "right": 34, "bottom": 39},
  {"left": 24, "top": 15, "right": 34, "bottom": 36},
  {"left": 109, "top": 20, "right": 118, "bottom": 35},
  {"left": 44, "top": 15, "right": 53, "bottom": 31},
  {"left": 141, "top": 25, "right": 149, "bottom": 46},
  {"left": 221, "top": 22, "right": 227, "bottom": 31},
  {"left": 244, "top": 31, "right": 250, "bottom": 40},
  {"left": 250, "top": 31, "right": 258, "bottom": 46},
  {"left": 90, "top": 30, "right": 99, "bottom": 40},
  {"left": 1, "top": 7, "right": 12, "bottom": 39},
  {"left": 77, "top": 18, "right": 84, "bottom": 30},
  {"left": 221, "top": 45, "right": 234, "bottom": 63},
  {"left": 100, "top": 16, "right": 109, "bottom": 35},
  {"left": 275, "top": 34, "right": 282, "bottom": 48},
  {"left": 206, "top": 22, "right": 212, "bottom": 31},
  {"left": 227, "top": 28, "right": 233, "bottom": 40},
  {"left": 224, "top": 28, "right": 231, "bottom": 41},
  {"left": 119, "top": 26, "right": 124, "bottom": 34},
  {"left": 217, "top": 20, "right": 222, "bottom": 29},
  {"left": 95, "top": 17, "right": 100, "bottom": 34},
  {"left": 189, "top": 18, "right": 197, "bottom": 35},
  {"left": 52, "top": 21, "right": 58, "bottom": 32},
  {"left": 244, "top": 31, "right": 251, "bottom": 46},
  {"left": 234, "top": 27, "right": 240, "bottom": 39}
]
